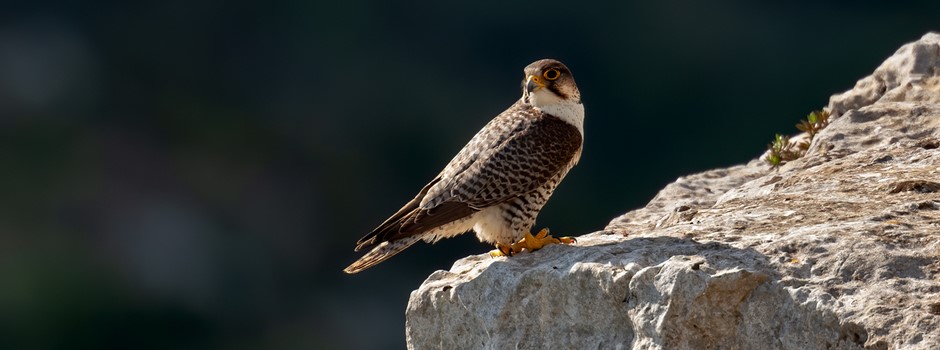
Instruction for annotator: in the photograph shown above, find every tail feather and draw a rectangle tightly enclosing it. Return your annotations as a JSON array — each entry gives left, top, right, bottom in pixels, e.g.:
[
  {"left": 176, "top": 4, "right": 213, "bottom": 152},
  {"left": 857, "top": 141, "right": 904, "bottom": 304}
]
[{"left": 343, "top": 237, "right": 421, "bottom": 274}]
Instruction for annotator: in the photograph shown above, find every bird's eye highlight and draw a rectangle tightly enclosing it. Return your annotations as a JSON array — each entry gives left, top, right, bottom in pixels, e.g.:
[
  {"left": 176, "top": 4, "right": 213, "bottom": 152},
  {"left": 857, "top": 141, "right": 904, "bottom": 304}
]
[{"left": 543, "top": 68, "right": 561, "bottom": 81}]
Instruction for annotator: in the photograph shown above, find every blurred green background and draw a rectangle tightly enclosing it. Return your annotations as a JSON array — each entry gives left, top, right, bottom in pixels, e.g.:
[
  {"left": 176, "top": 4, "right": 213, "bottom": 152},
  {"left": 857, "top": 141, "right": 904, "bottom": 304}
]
[{"left": 1, "top": 0, "right": 937, "bottom": 349}]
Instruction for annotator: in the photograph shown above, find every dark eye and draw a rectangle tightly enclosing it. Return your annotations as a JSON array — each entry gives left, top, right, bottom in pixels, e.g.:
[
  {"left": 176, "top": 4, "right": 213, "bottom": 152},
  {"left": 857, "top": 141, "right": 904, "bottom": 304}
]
[{"left": 543, "top": 68, "right": 561, "bottom": 81}]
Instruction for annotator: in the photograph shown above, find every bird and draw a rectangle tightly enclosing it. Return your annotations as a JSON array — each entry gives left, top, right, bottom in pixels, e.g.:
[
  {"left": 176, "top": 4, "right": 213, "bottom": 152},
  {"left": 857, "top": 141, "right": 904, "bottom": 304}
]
[{"left": 344, "top": 59, "right": 584, "bottom": 274}]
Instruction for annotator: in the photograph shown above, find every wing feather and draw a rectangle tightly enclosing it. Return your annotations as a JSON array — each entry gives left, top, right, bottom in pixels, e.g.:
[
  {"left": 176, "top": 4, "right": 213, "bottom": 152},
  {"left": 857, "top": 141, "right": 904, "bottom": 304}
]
[
  {"left": 428, "top": 103, "right": 583, "bottom": 209},
  {"left": 352, "top": 100, "right": 582, "bottom": 251},
  {"left": 354, "top": 178, "right": 475, "bottom": 251}
]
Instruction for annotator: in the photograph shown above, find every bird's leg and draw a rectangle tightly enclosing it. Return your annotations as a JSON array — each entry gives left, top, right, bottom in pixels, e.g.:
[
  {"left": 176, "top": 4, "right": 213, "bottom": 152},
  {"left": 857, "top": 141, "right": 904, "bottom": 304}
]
[{"left": 510, "top": 228, "right": 576, "bottom": 253}]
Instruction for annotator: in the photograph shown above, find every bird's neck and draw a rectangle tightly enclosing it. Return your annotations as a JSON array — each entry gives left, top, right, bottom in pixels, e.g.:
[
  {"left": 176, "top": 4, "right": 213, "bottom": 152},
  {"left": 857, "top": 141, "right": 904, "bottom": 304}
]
[{"left": 537, "top": 101, "right": 584, "bottom": 136}]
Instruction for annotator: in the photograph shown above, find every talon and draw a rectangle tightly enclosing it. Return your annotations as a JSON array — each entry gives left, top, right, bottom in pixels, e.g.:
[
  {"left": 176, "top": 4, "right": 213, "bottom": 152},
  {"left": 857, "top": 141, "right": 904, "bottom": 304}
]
[{"left": 489, "top": 243, "right": 513, "bottom": 257}]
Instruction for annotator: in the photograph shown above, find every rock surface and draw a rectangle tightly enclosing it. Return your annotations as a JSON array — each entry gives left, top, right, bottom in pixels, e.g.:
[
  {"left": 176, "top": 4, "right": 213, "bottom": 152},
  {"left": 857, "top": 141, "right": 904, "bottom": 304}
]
[{"left": 406, "top": 33, "right": 940, "bottom": 350}]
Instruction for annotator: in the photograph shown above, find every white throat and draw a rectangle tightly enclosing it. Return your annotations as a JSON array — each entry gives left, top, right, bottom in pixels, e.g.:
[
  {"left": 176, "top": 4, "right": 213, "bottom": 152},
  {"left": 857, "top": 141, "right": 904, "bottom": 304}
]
[{"left": 529, "top": 90, "right": 584, "bottom": 135}]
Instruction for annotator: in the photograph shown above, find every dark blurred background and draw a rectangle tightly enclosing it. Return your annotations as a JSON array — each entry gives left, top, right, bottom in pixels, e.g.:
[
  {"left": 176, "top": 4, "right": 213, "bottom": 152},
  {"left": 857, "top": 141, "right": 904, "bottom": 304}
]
[{"left": 0, "top": 0, "right": 937, "bottom": 349}]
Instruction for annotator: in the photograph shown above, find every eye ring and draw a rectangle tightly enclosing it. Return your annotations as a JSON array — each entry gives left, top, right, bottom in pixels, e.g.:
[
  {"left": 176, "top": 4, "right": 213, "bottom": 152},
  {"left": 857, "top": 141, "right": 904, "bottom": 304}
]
[{"left": 543, "top": 68, "right": 561, "bottom": 81}]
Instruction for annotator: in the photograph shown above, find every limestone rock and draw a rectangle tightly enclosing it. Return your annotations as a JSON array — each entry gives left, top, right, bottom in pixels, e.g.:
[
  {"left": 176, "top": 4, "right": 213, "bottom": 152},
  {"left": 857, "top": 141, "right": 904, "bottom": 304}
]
[
  {"left": 828, "top": 32, "right": 940, "bottom": 117},
  {"left": 407, "top": 33, "right": 940, "bottom": 350}
]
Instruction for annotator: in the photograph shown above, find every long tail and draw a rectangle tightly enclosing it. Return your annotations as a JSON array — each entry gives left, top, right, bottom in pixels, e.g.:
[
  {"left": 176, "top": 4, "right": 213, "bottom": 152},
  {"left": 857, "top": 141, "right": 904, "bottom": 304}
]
[{"left": 343, "top": 236, "right": 421, "bottom": 274}]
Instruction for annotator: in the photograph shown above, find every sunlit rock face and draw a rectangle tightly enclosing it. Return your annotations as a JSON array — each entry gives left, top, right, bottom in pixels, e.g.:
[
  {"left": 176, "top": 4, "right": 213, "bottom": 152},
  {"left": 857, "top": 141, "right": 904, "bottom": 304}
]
[{"left": 406, "top": 33, "right": 940, "bottom": 350}]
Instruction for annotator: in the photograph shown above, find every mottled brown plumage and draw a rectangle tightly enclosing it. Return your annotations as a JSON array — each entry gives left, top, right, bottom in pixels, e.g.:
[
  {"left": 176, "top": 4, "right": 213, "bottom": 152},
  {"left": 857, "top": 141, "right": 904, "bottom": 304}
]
[{"left": 345, "top": 59, "right": 584, "bottom": 274}]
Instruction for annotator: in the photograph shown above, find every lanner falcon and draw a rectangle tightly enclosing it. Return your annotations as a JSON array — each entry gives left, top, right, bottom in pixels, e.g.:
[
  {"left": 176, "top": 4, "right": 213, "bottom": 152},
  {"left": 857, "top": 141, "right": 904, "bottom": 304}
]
[{"left": 344, "top": 59, "right": 584, "bottom": 274}]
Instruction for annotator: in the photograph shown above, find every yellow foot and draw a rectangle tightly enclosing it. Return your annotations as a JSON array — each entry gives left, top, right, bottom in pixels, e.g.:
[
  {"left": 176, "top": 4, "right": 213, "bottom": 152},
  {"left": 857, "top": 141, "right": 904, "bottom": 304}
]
[
  {"left": 489, "top": 229, "right": 576, "bottom": 257},
  {"left": 489, "top": 243, "right": 514, "bottom": 257},
  {"left": 511, "top": 228, "right": 576, "bottom": 253}
]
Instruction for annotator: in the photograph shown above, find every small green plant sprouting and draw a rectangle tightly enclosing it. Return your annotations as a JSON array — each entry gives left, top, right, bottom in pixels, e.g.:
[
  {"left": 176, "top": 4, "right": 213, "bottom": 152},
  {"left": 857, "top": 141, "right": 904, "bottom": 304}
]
[
  {"left": 796, "top": 110, "right": 830, "bottom": 139},
  {"left": 765, "top": 110, "right": 831, "bottom": 168},
  {"left": 765, "top": 134, "right": 800, "bottom": 167}
]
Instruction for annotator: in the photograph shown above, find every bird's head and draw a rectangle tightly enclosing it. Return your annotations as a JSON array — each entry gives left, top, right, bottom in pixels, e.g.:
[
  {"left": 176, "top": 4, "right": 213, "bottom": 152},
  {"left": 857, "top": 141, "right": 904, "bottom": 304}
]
[{"left": 522, "top": 59, "right": 581, "bottom": 108}]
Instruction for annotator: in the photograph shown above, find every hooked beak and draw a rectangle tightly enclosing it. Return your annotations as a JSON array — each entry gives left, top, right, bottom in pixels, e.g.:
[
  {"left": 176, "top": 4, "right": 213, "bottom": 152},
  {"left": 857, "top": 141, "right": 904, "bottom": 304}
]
[{"left": 525, "top": 75, "right": 545, "bottom": 93}]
